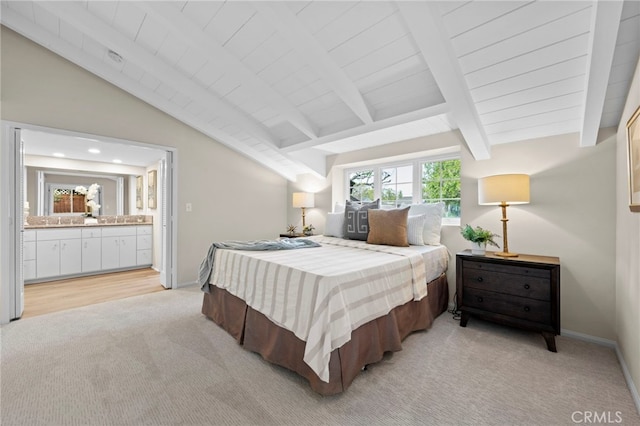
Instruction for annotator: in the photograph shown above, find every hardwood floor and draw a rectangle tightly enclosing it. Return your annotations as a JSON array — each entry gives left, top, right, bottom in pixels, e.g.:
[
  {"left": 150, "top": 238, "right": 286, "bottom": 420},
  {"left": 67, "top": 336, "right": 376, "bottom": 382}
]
[{"left": 22, "top": 268, "right": 166, "bottom": 319}]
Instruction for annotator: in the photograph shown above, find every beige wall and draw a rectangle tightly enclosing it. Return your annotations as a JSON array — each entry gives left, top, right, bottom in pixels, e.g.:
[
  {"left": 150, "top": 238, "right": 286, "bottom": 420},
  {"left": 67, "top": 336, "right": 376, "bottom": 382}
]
[
  {"left": 462, "top": 134, "right": 617, "bottom": 339},
  {"left": 1, "top": 26, "right": 288, "bottom": 286},
  {"left": 616, "top": 57, "right": 640, "bottom": 405}
]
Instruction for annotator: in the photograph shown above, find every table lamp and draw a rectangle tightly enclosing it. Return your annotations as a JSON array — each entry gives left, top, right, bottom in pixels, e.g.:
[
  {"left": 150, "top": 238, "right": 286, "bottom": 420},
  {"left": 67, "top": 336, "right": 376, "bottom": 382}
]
[
  {"left": 292, "top": 192, "right": 314, "bottom": 229},
  {"left": 478, "top": 174, "right": 530, "bottom": 257}
]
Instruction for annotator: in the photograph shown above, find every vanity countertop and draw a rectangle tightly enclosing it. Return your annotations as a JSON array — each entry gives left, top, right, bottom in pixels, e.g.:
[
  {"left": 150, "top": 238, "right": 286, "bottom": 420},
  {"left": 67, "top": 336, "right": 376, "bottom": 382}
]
[
  {"left": 25, "top": 214, "right": 153, "bottom": 229},
  {"left": 25, "top": 222, "right": 152, "bottom": 229}
]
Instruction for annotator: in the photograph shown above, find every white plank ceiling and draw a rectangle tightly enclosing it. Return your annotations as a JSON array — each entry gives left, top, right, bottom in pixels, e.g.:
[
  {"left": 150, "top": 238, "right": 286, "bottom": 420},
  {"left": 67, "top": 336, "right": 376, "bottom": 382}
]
[{"left": 2, "top": 1, "right": 639, "bottom": 180}]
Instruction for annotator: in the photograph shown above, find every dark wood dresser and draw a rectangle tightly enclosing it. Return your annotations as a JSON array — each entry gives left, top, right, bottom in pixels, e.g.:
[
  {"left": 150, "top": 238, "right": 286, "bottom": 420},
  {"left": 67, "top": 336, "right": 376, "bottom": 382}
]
[{"left": 456, "top": 250, "right": 560, "bottom": 351}]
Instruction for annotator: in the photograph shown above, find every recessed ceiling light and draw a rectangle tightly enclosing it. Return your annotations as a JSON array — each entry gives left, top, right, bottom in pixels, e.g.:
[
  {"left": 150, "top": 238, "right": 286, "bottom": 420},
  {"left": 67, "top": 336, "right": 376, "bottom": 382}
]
[
  {"left": 53, "top": 153, "right": 65, "bottom": 158},
  {"left": 88, "top": 148, "right": 101, "bottom": 154},
  {"left": 113, "top": 159, "right": 122, "bottom": 164}
]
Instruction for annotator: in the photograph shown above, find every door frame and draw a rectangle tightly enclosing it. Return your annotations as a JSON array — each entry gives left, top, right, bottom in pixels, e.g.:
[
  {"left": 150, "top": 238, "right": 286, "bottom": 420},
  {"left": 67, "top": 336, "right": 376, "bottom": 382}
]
[{"left": 0, "top": 121, "right": 178, "bottom": 323}]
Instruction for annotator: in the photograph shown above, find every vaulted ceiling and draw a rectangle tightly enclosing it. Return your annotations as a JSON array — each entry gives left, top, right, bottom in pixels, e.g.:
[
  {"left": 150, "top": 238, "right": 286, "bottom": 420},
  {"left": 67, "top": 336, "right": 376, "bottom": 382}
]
[{"left": 2, "top": 1, "right": 639, "bottom": 181}]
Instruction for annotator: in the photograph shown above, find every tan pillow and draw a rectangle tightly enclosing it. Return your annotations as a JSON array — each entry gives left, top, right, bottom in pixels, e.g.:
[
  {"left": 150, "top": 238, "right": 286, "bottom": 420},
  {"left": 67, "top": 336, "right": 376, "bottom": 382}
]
[{"left": 367, "top": 207, "right": 410, "bottom": 247}]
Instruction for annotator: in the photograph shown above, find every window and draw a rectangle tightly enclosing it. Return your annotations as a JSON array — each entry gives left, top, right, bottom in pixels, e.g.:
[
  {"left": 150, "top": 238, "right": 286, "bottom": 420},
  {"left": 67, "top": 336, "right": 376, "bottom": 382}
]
[
  {"left": 47, "top": 183, "right": 102, "bottom": 216},
  {"left": 345, "top": 156, "right": 461, "bottom": 223},
  {"left": 381, "top": 165, "right": 413, "bottom": 208},
  {"left": 421, "top": 159, "right": 461, "bottom": 218},
  {"left": 52, "top": 187, "right": 86, "bottom": 214},
  {"left": 348, "top": 170, "right": 374, "bottom": 202}
]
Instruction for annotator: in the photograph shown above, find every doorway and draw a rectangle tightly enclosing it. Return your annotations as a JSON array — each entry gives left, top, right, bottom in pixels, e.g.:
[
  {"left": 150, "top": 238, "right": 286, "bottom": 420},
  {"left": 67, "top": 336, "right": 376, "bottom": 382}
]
[
  {"left": 0, "top": 122, "right": 178, "bottom": 323},
  {"left": 23, "top": 268, "right": 165, "bottom": 318}
]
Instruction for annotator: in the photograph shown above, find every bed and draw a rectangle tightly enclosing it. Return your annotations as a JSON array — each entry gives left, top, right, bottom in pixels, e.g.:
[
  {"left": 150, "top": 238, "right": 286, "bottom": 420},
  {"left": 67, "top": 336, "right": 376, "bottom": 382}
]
[{"left": 200, "top": 235, "right": 449, "bottom": 395}]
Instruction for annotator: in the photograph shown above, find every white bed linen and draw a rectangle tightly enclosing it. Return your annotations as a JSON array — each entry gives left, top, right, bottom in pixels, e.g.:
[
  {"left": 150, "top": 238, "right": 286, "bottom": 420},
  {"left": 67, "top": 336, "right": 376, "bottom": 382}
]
[{"left": 208, "top": 235, "right": 448, "bottom": 382}]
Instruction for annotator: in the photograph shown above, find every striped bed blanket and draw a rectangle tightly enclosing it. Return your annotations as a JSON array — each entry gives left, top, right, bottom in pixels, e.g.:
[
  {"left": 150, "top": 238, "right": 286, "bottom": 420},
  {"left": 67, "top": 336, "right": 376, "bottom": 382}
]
[{"left": 202, "top": 235, "right": 448, "bottom": 382}]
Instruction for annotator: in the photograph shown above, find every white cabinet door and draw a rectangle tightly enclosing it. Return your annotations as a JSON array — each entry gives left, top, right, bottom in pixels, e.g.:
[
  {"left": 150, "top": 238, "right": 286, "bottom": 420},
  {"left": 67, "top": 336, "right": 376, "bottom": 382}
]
[
  {"left": 101, "top": 236, "right": 120, "bottom": 270},
  {"left": 24, "top": 260, "right": 36, "bottom": 281},
  {"left": 60, "top": 239, "right": 82, "bottom": 275},
  {"left": 136, "top": 235, "right": 152, "bottom": 250},
  {"left": 119, "top": 236, "right": 137, "bottom": 268},
  {"left": 82, "top": 238, "right": 102, "bottom": 272},
  {"left": 24, "top": 241, "right": 36, "bottom": 261},
  {"left": 36, "top": 240, "right": 60, "bottom": 278},
  {"left": 23, "top": 240, "right": 37, "bottom": 280},
  {"left": 137, "top": 250, "right": 152, "bottom": 265}
]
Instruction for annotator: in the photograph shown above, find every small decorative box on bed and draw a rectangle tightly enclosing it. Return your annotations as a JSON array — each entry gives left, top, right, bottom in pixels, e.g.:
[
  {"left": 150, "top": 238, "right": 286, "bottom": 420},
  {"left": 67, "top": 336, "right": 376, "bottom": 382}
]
[{"left": 199, "top": 235, "right": 449, "bottom": 395}]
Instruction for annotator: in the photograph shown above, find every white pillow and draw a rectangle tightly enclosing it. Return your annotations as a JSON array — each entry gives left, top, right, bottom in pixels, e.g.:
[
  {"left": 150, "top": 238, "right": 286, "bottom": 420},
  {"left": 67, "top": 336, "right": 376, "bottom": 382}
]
[
  {"left": 324, "top": 212, "right": 345, "bottom": 238},
  {"left": 402, "top": 202, "right": 444, "bottom": 245},
  {"left": 407, "top": 214, "right": 427, "bottom": 245},
  {"left": 334, "top": 202, "right": 345, "bottom": 213}
]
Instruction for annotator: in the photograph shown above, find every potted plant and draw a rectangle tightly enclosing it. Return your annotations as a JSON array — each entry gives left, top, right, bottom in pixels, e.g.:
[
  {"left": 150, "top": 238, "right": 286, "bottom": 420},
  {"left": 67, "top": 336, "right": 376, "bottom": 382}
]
[{"left": 460, "top": 224, "right": 500, "bottom": 255}]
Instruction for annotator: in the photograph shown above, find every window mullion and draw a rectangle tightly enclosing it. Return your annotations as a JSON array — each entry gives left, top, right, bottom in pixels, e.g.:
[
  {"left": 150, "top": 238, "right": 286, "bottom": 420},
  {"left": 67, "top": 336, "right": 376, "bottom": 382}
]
[
  {"left": 414, "top": 161, "right": 422, "bottom": 203},
  {"left": 374, "top": 167, "right": 381, "bottom": 201}
]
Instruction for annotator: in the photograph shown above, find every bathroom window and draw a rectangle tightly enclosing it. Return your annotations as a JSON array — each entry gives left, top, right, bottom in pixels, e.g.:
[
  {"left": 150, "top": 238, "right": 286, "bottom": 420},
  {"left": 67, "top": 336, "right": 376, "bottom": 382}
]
[{"left": 47, "top": 184, "right": 102, "bottom": 215}]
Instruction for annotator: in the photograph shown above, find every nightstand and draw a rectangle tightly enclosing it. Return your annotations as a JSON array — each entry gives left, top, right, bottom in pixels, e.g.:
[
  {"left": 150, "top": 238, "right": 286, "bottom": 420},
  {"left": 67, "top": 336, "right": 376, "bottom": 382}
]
[{"left": 456, "top": 250, "right": 560, "bottom": 352}]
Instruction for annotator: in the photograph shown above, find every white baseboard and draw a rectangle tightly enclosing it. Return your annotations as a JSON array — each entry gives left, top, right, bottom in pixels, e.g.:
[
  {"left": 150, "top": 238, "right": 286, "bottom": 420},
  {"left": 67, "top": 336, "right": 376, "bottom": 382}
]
[
  {"left": 176, "top": 280, "right": 197, "bottom": 289},
  {"left": 616, "top": 344, "right": 640, "bottom": 416},
  {"left": 562, "top": 328, "right": 640, "bottom": 415},
  {"left": 561, "top": 328, "right": 616, "bottom": 347}
]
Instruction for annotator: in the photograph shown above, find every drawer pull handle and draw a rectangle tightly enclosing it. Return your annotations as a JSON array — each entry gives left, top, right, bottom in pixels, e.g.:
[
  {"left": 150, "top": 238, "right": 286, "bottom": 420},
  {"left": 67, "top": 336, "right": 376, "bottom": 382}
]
[
  {"left": 524, "top": 306, "right": 530, "bottom": 312},
  {"left": 476, "top": 277, "right": 483, "bottom": 283},
  {"left": 524, "top": 284, "right": 530, "bottom": 290},
  {"left": 476, "top": 296, "right": 483, "bottom": 303}
]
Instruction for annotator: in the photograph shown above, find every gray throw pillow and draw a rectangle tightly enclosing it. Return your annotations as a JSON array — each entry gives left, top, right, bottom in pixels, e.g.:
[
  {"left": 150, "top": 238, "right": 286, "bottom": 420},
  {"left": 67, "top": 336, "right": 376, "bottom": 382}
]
[{"left": 343, "top": 199, "right": 380, "bottom": 240}]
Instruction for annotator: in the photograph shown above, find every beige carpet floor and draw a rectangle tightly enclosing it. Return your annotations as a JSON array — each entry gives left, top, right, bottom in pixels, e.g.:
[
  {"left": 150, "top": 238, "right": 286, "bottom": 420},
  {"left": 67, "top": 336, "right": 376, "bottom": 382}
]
[{"left": 1, "top": 285, "right": 638, "bottom": 426}]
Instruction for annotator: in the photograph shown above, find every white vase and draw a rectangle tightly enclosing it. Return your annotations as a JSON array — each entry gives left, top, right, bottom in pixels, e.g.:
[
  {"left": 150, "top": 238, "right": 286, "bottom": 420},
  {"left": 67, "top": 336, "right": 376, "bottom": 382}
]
[{"left": 471, "top": 242, "right": 486, "bottom": 256}]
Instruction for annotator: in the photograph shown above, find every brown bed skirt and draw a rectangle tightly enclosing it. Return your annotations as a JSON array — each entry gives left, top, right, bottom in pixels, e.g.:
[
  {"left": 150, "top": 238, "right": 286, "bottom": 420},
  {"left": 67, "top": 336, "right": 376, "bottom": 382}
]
[{"left": 201, "top": 273, "right": 449, "bottom": 395}]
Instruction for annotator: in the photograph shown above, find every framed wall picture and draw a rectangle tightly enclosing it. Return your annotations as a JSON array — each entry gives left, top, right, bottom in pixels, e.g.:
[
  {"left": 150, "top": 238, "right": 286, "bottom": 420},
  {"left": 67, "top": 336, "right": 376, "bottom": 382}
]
[
  {"left": 136, "top": 175, "right": 144, "bottom": 209},
  {"left": 627, "top": 105, "right": 640, "bottom": 212},
  {"left": 148, "top": 170, "right": 157, "bottom": 209}
]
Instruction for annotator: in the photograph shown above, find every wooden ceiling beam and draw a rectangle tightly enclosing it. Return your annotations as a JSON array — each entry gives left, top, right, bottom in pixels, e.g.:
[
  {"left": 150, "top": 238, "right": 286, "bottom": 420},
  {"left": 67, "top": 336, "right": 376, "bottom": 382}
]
[
  {"left": 281, "top": 103, "right": 449, "bottom": 153},
  {"left": 398, "top": 1, "right": 491, "bottom": 160},
  {"left": 580, "top": 0, "right": 624, "bottom": 147}
]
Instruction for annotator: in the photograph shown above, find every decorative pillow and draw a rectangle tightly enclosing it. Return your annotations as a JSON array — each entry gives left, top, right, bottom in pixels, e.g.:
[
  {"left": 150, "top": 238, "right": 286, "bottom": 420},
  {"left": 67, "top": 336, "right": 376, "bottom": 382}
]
[
  {"left": 367, "top": 207, "right": 410, "bottom": 247},
  {"left": 334, "top": 202, "right": 345, "bottom": 213},
  {"left": 324, "top": 212, "right": 345, "bottom": 238},
  {"left": 407, "top": 214, "right": 427, "bottom": 245},
  {"left": 343, "top": 199, "right": 380, "bottom": 241},
  {"left": 402, "top": 202, "right": 445, "bottom": 245}
]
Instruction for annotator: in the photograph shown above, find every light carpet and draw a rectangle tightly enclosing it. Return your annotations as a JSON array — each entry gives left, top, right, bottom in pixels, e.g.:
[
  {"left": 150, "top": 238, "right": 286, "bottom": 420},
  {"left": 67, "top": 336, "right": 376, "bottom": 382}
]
[{"left": 1, "top": 285, "right": 638, "bottom": 426}]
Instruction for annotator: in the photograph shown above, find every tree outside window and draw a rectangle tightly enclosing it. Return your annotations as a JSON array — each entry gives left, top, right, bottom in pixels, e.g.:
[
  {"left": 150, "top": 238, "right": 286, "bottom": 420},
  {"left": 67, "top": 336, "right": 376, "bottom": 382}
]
[
  {"left": 422, "top": 159, "right": 461, "bottom": 218},
  {"left": 381, "top": 165, "right": 412, "bottom": 207},
  {"left": 345, "top": 156, "right": 461, "bottom": 223},
  {"left": 348, "top": 170, "right": 375, "bottom": 202}
]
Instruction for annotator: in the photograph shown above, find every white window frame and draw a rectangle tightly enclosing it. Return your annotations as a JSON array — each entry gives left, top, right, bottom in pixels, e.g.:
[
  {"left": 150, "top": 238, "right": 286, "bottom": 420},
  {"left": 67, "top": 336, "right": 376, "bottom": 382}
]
[
  {"left": 344, "top": 153, "right": 461, "bottom": 225},
  {"left": 46, "top": 183, "right": 102, "bottom": 216}
]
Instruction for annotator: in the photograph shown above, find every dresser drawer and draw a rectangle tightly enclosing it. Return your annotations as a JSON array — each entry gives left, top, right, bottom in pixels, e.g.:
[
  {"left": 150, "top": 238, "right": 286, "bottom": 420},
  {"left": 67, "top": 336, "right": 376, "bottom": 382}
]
[
  {"left": 462, "top": 269, "right": 550, "bottom": 301},
  {"left": 463, "top": 287, "right": 551, "bottom": 325},
  {"left": 462, "top": 260, "right": 550, "bottom": 279}
]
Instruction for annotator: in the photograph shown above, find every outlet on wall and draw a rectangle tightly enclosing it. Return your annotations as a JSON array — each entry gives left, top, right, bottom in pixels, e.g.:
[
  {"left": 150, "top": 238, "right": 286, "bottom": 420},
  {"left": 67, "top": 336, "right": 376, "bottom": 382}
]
[{"left": 186, "top": 203, "right": 192, "bottom": 212}]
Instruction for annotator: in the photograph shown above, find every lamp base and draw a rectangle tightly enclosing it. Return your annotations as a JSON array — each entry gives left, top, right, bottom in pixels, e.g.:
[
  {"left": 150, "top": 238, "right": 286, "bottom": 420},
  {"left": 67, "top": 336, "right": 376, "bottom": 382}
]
[{"left": 494, "top": 251, "right": 519, "bottom": 258}]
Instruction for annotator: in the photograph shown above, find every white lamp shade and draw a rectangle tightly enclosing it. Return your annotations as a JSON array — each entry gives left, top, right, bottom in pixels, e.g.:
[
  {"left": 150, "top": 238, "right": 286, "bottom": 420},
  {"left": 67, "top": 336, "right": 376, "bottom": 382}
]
[
  {"left": 478, "top": 174, "right": 530, "bottom": 205},
  {"left": 292, "top": 192, "right": 315, "bottom": 208}
]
